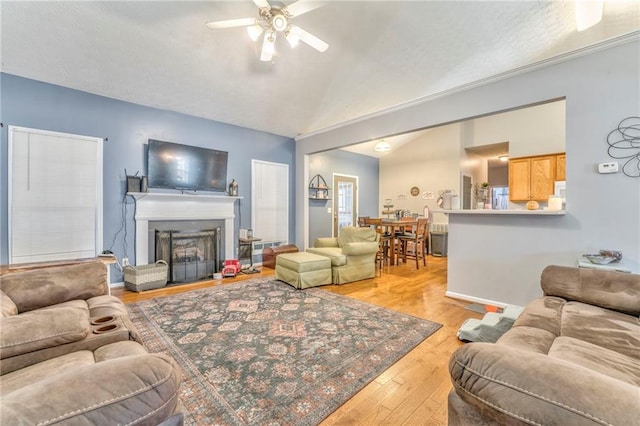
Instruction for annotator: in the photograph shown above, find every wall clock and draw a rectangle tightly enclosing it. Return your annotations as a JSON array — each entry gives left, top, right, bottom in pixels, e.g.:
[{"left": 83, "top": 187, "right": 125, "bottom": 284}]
[{"left": 410, "top": 186, "right": 420, "bottom": 196}]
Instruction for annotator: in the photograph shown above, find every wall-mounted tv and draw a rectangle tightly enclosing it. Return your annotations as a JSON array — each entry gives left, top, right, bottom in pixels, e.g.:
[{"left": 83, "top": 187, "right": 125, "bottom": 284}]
[{"left": 147, "top": 139, "right": 228, "bottom": 192}]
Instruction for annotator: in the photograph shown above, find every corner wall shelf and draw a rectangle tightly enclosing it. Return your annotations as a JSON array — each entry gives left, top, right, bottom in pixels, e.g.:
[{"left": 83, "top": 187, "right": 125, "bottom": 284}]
[{"left": 309, "top": 174, "right": 331, "bottom": 200}]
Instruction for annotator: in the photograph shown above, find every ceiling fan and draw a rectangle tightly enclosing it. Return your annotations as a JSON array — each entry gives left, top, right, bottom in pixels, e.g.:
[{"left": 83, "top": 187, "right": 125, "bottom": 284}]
[{"left": 206, "top": 0, "right": 328, "bottom": 62}]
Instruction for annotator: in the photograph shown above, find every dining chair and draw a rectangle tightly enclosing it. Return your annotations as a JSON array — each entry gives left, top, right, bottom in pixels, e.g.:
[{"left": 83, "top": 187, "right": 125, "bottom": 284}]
[
  {"left": 365, "top": 218, "right": 391, "bottom": 271},
  {"left": 398, "top": 218, "right": 429, "bottom": 269},
  {"left": 357, "top": 216, "right": 370, "bottom": 227}
]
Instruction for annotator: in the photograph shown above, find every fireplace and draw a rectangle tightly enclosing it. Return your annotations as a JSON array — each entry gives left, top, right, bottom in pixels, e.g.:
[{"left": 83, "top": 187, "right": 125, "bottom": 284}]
[
  {"left": 130, "top": 192, "right": 240, "bottom": 272},
  {"left": 155, "top": 229, "right": 220, "bottom": 283}
]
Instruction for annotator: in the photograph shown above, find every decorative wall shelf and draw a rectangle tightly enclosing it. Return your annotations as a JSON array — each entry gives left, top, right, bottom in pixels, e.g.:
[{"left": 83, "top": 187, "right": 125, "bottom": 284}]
[{"left": 309, "top": 174, "right": 331, "bottom": 200}]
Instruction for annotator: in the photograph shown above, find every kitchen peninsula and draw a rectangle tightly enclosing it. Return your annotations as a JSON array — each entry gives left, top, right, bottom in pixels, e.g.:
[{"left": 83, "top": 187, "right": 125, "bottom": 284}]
[{"left": 442, "top": 208, "right": 571, "bottom": 309}]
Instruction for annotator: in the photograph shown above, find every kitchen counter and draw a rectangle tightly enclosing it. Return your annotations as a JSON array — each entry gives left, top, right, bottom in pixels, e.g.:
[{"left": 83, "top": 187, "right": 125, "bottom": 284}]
[{"left": 441, "top": 209, "right": 565, "bottom": 215}]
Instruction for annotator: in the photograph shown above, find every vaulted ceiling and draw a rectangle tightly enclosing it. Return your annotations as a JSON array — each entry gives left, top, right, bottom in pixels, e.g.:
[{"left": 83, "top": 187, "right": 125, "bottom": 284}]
[{"left": 1, "top": 1, "right": 638, "bottom": 138}]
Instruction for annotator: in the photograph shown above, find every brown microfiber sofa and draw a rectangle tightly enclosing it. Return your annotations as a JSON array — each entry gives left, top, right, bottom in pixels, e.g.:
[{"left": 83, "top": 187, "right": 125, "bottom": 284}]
[
  {"left": 0, "top": 261, "right": 183, "bottom": 425},
  {"left": 448, "top": 265, "right": 640, "bottom": 425},
  {"left": 306, "top": 225, "right": 380, "bottom": 284}
]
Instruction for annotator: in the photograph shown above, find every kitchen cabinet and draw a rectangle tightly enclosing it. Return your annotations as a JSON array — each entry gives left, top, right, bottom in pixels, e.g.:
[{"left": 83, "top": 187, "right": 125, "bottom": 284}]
[
  {"left": 509, "top": 154, "right": 558, "bottom": 201},
  {"left": 556, "top": 154, "right": 566, "bottom": 181}
]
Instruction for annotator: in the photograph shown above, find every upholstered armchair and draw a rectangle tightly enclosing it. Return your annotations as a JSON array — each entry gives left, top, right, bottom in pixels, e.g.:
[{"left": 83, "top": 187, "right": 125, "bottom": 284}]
[
  {"left": 306, "top": 226, "right": 379, "bottom": 284},
  {"left": 0, "top": 261, "right": 140, "bottom": 374}
]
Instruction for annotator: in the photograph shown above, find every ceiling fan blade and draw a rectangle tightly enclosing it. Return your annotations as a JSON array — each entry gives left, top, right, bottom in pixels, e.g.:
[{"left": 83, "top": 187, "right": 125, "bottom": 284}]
[
  {"left": 288, "top": 25, "right": 328, "bottom": 52},
  {"left": 206, "top": 17, "right": 257, "bottom": 29},
  {"left": 284, "top": 1, "right": 326, "bottom": 17},
  {"left": 260, "top": 31, "right": 276, "bottom": 62},
  {"left": 252, "top": 0, "right": 270, "bottom": 9}
]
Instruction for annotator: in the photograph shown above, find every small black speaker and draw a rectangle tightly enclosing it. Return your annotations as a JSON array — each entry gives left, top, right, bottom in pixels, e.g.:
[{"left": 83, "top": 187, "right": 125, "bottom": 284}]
[{"left": 127, "top": 176, "right": 141, "bottom": 193}]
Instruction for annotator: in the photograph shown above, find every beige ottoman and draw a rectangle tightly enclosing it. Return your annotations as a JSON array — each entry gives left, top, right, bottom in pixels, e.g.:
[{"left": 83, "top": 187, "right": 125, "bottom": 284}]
[{"left": 275, "top": 252, "right": 332, "bottom": 289}]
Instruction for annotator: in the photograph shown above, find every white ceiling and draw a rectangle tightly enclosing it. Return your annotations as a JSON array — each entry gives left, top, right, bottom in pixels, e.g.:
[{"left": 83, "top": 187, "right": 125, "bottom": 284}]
[{"left": 1, "top": 1, "right": 638, "bottom": 139}]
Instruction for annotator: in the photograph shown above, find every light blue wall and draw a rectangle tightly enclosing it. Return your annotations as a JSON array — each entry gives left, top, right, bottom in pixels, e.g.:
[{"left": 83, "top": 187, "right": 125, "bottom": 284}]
[
  {"left": 308, "top": 150, "right": 379, "bottom": 243},
  {"left": 0, "top": 73, "right": 295, "bottom": 281}
]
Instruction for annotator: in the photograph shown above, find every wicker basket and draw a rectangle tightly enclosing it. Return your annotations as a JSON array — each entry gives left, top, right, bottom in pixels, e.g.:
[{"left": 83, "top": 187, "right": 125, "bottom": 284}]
[{"left": 124, "top": 260, "right": 168, "bottom": 292}]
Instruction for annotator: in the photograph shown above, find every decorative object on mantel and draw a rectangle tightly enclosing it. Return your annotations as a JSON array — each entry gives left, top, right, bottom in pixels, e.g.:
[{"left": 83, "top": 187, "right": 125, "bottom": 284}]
[
  {"left": 606, "top": 116, "right": 639, "bottom": 178},
  {"left": 309, "top": 174, "right": 331, "bottom": 200},
  {"left": 228, "top": 179, "right": 239, "bottom": 196}
]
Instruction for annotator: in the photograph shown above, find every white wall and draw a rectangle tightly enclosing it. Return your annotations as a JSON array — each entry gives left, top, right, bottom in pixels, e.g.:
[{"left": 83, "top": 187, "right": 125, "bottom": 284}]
[
  {"left": 379, "top": 123, "right": 461, "bottom": 224},
  {"left": 469, "top": 101, "right": 566, "bottom": 157},
  {"left": 296, "top": 37, "right": 640, "bottom": 306}
]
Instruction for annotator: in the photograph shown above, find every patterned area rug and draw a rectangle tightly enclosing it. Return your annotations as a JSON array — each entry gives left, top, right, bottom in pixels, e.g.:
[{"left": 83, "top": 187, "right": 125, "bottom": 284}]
[{"left": 127, "top": 277, "right": 442, "bottom": 425}]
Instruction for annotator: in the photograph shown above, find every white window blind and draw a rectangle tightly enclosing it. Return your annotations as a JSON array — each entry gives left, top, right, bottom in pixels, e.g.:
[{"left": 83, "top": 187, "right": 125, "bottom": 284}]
[
  {"left": 251, "top": 160, "right": 289, "bottom": 245},
  {"left": 9, "top": 126, "right": 103, "bottom": 264}
]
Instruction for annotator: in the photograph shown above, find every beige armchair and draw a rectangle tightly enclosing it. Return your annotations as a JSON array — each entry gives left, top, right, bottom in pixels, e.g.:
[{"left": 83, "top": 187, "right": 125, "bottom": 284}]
[{"left": 306, "top": 226, "right": 379, "bottom": 284}]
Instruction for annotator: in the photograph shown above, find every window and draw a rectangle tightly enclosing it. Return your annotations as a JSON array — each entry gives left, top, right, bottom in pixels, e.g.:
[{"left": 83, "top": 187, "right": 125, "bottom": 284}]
[
  {"left": 251, "top": 160, "right": 289, "bottom": 245},
  {"left": 9, "top": 126, "right": 103, "bottom": 263}
]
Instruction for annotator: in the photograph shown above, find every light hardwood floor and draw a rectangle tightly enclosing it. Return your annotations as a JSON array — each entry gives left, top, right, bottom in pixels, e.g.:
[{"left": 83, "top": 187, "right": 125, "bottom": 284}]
[{"left": 113, "top": 256, "right": 481, "bottom": 425}]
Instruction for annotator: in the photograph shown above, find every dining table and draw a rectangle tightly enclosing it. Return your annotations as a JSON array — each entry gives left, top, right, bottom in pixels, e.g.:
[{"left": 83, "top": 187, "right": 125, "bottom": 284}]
[{"left": 379, "top": 218, "right": 418, "bottom": 266}]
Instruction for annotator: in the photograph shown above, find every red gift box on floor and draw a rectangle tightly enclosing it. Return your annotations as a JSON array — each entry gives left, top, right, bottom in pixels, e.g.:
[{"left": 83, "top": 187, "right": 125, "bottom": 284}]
[{"left": 222, "top": 259, "right": 241, "bottom": 277}]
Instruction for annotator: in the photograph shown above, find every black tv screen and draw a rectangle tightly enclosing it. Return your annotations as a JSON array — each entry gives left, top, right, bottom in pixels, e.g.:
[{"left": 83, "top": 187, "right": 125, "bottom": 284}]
[{"left": 147, "top": 140, "right": 228, "bottom": 192}]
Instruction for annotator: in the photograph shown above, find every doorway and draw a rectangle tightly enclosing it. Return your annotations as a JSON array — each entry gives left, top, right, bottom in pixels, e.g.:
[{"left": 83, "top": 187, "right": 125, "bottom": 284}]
[{"left": 333, "top": 174, "right": 358, "bottom": 236}]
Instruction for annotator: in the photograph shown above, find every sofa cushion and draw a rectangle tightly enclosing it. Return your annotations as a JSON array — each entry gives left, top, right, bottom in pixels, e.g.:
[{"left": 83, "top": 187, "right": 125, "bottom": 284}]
[
  {"left": 337, "top": 226, "right": 377, "bottom": 247},
  {"left": 542, "top": 265, "right": 640, "bottom": 316},
  {"left": 0, "top": 341, "right": 181, "bottom": 426},
  {"left": 0, "top": 304, "right": 90, "bottom": 359},
  {"left": 306, "top": 247, "right": 347, "bottom": 266},
  {"left": 0, "top": 350, "right": 97, "bottom": 396},
  {"left": 450, "top": 342, "right": 640, "bottom": 426},
  {"left": 560, "top": 301, "right": 640, "bottom": 360},
  {"left": 0, "top": 290, "right": 18, "bottom": 317},
  {"left": 548, "top": 336, "right": 640, "bottom": 386},
  {"left": 0, "top": 262, "right": 108, "bottom": 313}
]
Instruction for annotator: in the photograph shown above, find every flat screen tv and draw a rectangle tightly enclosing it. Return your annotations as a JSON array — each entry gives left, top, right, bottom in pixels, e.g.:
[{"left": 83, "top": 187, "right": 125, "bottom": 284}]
[{"left": 147, "top": 139, "right": 228, "bottom": 192}]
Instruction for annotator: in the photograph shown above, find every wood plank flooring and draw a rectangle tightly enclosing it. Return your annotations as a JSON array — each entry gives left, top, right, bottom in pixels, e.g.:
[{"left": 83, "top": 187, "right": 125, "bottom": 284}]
[{"left": 113, "top": 256, "right": 481, "bottom": 425}]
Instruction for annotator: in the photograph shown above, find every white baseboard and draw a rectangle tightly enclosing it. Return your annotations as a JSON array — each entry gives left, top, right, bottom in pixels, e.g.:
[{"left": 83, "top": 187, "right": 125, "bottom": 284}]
[
  {"left": 445, "top": 291, "right": 508, "bottom": 309},
  {"left": 110, "top": 281, "right": 124, "bottom": 288}
]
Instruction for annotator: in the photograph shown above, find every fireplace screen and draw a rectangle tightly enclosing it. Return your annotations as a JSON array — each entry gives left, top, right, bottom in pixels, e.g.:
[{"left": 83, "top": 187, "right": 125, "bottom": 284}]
[{"left": 155, "top": 229, "right": 220, "bottom": 283}]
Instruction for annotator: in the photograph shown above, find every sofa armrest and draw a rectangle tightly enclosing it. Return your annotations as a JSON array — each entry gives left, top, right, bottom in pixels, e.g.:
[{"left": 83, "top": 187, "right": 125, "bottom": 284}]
[
  {"left": 0, "top": 353, "right": 181, "bottom": 426},
  {"left": 449, "top": 342, "right": 640, "bottom": 425},
  {"left": 0, "top": 261, "right": 108, "bottom": 313},
  {"left": 342, "top": 241, "right": 379, "bottom": 256},
  {"left": 541, "top": 265, "right": 640, "bottom": 316},
  {"left": 314, "top": 237, "right": 339, "bottom": 248},
  {"left": 0, "top": 306, "right": 90, "bottom": 359}
]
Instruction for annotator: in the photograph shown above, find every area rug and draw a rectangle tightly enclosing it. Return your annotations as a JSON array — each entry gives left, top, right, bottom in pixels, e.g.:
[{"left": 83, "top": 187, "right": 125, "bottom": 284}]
[{"left": 127, "top": 277, "right": 442, "bottom": 425}]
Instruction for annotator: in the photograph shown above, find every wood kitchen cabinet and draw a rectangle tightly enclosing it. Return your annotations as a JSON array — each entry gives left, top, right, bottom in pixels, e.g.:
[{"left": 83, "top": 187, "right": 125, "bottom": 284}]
[
  {"left": 555, "top": 154, "right": 566, "bottom": 181},
  {"left": 509, "top": 154, "right": 563, "bottom": 201}
]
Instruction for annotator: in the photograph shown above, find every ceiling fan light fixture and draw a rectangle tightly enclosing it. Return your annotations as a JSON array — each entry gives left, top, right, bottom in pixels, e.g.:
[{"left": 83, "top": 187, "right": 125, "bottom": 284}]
[
  {"left": 286, "top": 30, "right": 299, "bottom": 48},
  {"left": 247, "top": 24, "right": 264, "bottom": 41},
  {"left": 575, "top": 0, "right": 603, "bottom": 31},
  {"left": 260, "top": 31, "right": 276, "bottom": 61},
  {"left": 374, "top": 140, "right": 391, "bottom": 153},
  {"left": 271, "top": 12, "right": 288, "bottom": 32}
]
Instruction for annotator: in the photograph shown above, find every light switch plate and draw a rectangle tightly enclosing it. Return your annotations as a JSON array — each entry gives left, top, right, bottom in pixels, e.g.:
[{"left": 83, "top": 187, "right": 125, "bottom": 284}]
[{"left": 597, "top": 162, "right": 618, "bottom": 174}]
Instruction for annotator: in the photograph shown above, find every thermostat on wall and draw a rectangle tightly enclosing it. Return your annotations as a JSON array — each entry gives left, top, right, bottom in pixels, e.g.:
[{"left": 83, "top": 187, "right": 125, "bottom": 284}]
[{"left": 597, "top": 162, "right": 619, "bottom": 174}]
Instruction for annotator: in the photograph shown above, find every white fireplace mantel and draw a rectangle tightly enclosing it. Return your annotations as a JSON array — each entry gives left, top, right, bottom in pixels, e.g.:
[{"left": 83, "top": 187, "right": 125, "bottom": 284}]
[{"left": 129, "top": 192, "right": 241, "bottom": 265}]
